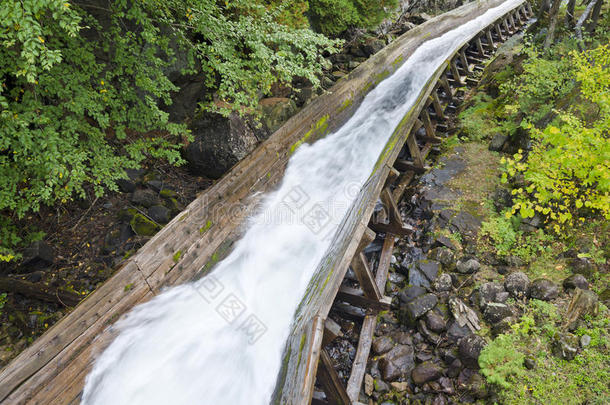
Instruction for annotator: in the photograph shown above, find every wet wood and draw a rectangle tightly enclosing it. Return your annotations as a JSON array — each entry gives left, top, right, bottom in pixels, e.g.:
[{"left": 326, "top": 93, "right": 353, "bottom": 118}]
[
  {"left": 336, "top": 287, "right": 391, "bottom": 312},
  {"left": 322, "top": 318, "right": 343, "bottom": 347},
  {"left": 350, "top": 253, "right": 382, "bottom": 301},
  {"left": 317, "top": 349, "right": 351, "bottom": 405}
]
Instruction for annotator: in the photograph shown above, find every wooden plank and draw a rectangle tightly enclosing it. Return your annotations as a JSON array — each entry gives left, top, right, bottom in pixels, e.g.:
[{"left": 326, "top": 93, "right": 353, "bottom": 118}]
[
  {"left": 336, "top": 287, "right": 391, "bottom": 311},
  {"left": 350, "top": 253, "right": 382, "bottom": 301},
  {"left": 449, "top": 58, "right": 465, "bottom": 85},
  {"left": 430, "top": 92, "right": 446, "bottom": 120},
  {"left": 322, "top": 318, "right": 343, "bottom": 347},
  {"left": 406, "top": 132, "right": 424, "bottom": 168},
  {"left": 318, "top": 349, "right": 351, "bottom": 405},
  {"left": 421, "top": 110, "right": 436, "bottom": 139},
  {"left": 485, "top": 29, "right": 496, "bottom": 50},
  {"left": 345, "top": 314, "right": 376, "bottom": 402}
]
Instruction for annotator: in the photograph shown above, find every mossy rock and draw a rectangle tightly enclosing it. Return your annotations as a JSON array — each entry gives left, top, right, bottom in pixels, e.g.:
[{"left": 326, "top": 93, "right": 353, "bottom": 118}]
[
  {"left": 130, "top": 213, "right": 161, "bottom": 236},
  {"left": 159, "top": 188, "right": 178, "bottom": 199},
  {"left": 164, "top": 197, "right": 181, "bottom": 213},
  {"left": 117, "top": 207, "right": 137, "bottom": 222}
]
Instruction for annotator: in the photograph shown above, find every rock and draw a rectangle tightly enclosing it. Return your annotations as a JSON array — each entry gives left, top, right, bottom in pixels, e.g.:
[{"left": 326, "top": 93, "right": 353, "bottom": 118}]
[
  {"left": 130, "top": 213, "right": 161, "bottom": 236},
  {"left": 488, "top": 133, "right": 508, "bottom": 151},
  {"left": 185, "top": 112, "right": 265, "bottom": 179},
  {"left": 448, "top": 211, "right": 482, "bottom": 238},
  {"left": 130, "top": 189, "right": 160, "bottom": 208},
  {"left": 389, "top": 331, "right": 412, "bottom": 345},
  {"left": 476, "top": 282, "right": 506, "bottom": 309},
  {"left": 412, "top": 362, "right": 442, "bottom": 385},
  {"left": 390, "top": 381, "right": 408, "bottom": 392},
  {"left": 402, "top": 294, "right": 438, "bottom": 323},
  {"left": 568, "top": 257, "right": 597, "bottom": 278},
  {"left": 524, "top": 357, "right": 536, "bottom": 370},
  {"left": 258, "top": 97, "right": 298, "bottom": 133},
  {"left": 456, "top": 258, "right": 480, "bottom": 274},
  {"left": 116, "top": 178, "right": 136, "bottom": 193},
  {"left": 425, "top": 311, "right": 447, "bottom": 333},
  {"left": 504, "top": 271, "right": 530, "bottom": 299},
  {"left": 447, "top": 321, "right": 471, "bottom": 342},
  {"left": 505, "top": 255, "right": 525, "bottom": 267},
  {"left": 565, "top": 288, "right": 599, "bottom": 327},
  {"left": 580, "top": 334, "right": 592, "bottom": 348},
  {"left": 147, "top": 205, "right": 171, "bottom": 224},
  {"left": 373, "top": 335, "right": 394, "bottom": 355},
  {"left": 409, "top": 260, "right": 440, "bottom": 287},
  {"left": 374, "top": 379, "right": 390, "bottom": 393},
  {"left": 483, "top": 303, "right": 514, "bottom": 324},
  {"left": 553, "top": 333, "right": 579, "bottom": 360},
  {"left": 434, "top": 273, "right": 453, "bottom": 292},
  {"left": 491, "top": 316, "right": 517, "bottom": 336},
  {"left": 398, "top": 285, "right": 427, "bottom": 304},
  {"left": 348, "top": 61, "right": 360, "bottom": 70},
  {"left": 563, "top": 274, "right": 589, "bottom": 290},
  {"left": 467, "top": 372, "right": 488, "bottom": 399},
  {"left": 458, "top": 334, "right": 486, "bottom": 369},
  {"left": 432, "top": 235, "right": 459, "bottom": 250},
  {"left": 600, "top": 287, "right": 610, "bottom": 303},
  {"left": 379, "top": 344, "right": 415, "bottom": 381},
  {"left": 364, "top": 374, "right": 374, "bottom": 395},
  {"left": 20, "top": 241, "right": 55, "bottom": 269},
  {"left": 103, "top": 224, "right": 133, "bottom": 254},
  {"left": 529, "top": 278, "right": 559, "bottom": 301},
  {"left": 491, "top": 188, "right": 513, "bottom": 211},
  {"left": 331, "top": 71, "right": 346, "bottom": 80},
  {"left": 361, "top": 38, "right": 385, "bottom": 56},
  {"left": 428, "top": 247, "right": 456, "bottom": 270}
]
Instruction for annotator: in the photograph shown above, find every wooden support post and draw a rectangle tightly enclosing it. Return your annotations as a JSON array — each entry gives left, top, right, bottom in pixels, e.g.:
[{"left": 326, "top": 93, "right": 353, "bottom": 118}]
[
  {"left": 394, "top": 159, "right": 428, "bottom": 173},
  {"left": 459, "top": 48, "right": 472, "bottom": 74},
  {"left": 406, "top": 131, "right": 424, "bottom": 168},
  {"left": 485, "top": 29, "right": 496, "bottom": 50},
  {"left": 370, "top": 188, "right": 414, "bottom": 236},
  {"left": 381, "top": 188, "right": 402, "bottom": 229},
  {"left": 449, "top": 58, "right": 464, "bottom": 85},
  {"left": 350, "top": 253, "right": 382, "bottom": 301},
  {"left": 318, "top": 349, "right": 351, "bottom": 405},
  {"left": 502, "top": 18, "right": 512, "bottom": 35},
  {"left": 430, "top": 92, "right": 446, "bottom": 120},
  {"left": 421, "top": 110, "right": 436, "bottom": 139},
  {"left": 475, "top": 36, "right": 485, "bottom": 57},
  {"left": 439, "top": 75, "right": 453, "bottom": 99},
  {"left": 356, "top": 226, "right": 376, "bottom": 254},
  {"left": 509, "top": 13, "right": 517, "bottom": 29},
  {"left": 336, "top": 287, "right": 390, "bottom": 311},
  {"left": 494, "top": 23, "right": 505, "bottom": 41},
  {"left": 322, "top": 318, "right": 343, "bottom": 347},
  {"left": 384, "top": 165, "right": 400, "bottom": 188}
]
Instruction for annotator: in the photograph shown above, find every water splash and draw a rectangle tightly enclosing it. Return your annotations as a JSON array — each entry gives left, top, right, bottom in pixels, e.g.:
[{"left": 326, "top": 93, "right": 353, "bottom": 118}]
[{"left": 82, "top": 2, "right": 520, "bottom": 404}]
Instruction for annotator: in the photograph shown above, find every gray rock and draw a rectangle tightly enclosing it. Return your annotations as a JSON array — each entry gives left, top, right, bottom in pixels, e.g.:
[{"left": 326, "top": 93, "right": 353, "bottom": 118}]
[
  {"left": 374, "top": 378, "right": 390, "bottom": 393},
  {"left": 21, "top": 240, "right": 55, "bottom": 269},
  {"left": 434, "top": 273, "right": 453, "bottom": 292},
  {"left": 185, "top": 112, "right": 266, "bottom": 179},
  {"left": 378, "top": 344, "right": 415, "bottom": 381},
  {"left": 504, "top": 271, "right": 530, "bottom": 299},
  {"left": 258, "top": 97, "right": 298, "bottom": 133},
  {"left": 505, "top": 255, "right": 525, "bottom": 267},
  {"left": 476, "top": 282, "right": 506, "bottom": 309},
  {"left": 529, "top": 279, "right": 559, "bottom": 301},
  {"left": 458, "top": 334, "right": 487, "bottom": 369},
  {"left": 398, "top": 285, "right": 427, "bottom": 304},
  {"left": 403, "top": 293, "right": 438, "bottom": 322},
  {"left": 488, "top": 133, "right": 508, "bottom": 151},
  {"left": 563, "top": 274, "right": 589, "bottom": 290},
  {"left": 147, "top": 205, "right": 171, "bottom": 224},
  {"left": 425, "top": 311, "right": 447, "bottom": 333},
  {"left": 580, "top": 334, "right": 591, "bottom": 347},
  {"left": 447, "top": 321, "right": 471, "bottom": 342},
  {"left": 130, "top": 189, "right": 159, "bottom": 208},
  {"left": 116, "top": 178, "right": 136, "bottom": 193},
  {"left": 553, "top": 334, "right": 579, "bottom": 360},
  {"left": 569, "top": 257, "right": 597, "bottom": 278},
  {"left": 361, "top": 38, "right": 385, "bottom": 56},
  {"left": 409, "top": 260, "right": 440, "bottom": 287},
  {"left": 483, "top": 303, "right": 514, "bottom": 324},
  {"left": 456, "top": 258, "right": 480, "bottom": 274},
  {"left": 372, "top": 335, "right": 394, "bottom": 355},
  {"left": 411, "top": 362, "right": 443, "bottom": 385},
  {"left": 428, "top": 247, "right": 456, "bottom": 269}
]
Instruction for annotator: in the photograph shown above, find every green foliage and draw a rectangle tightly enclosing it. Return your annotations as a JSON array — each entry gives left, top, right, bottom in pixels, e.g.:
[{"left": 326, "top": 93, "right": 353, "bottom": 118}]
[
  {"left": 458, "top": 93, "right": 517, "bottom": 141},
  {"left": 308, "top": 0, "right": 398, "bottom": 35},
  {"left": 0, "top": 293, "right": 7, "bottom": 313},
  {"left": 0, "top": 0, "right": 341, "bottom": 259},
  {"left": 480, "top": 210, "right": 552, "bottom": 262},
  {"left": 501, "top": 44, "right": 610, "bottom": 235},
  {"left": 479, "top": 334, "right": 524, "bottom": 389}
]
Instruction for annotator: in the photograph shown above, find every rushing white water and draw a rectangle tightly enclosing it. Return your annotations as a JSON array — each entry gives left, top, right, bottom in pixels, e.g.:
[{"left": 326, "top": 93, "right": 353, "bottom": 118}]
[{"left": 82, "top": 2, "right": 520, "bottom": 404}]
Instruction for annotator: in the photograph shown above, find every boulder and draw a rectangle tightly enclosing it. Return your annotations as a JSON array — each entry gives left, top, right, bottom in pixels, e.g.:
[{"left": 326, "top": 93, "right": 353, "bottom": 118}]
[
  {"left": 258, "top": 97, "right": 298, "bottom": 133},
  {"left": 372, "top": 335, "right": 395, "bottom": 355},
  {"left": 434, "top": 273, "right": 453, "bottom": 292},
  {"left": 412, "top": 362, "right": 443, "bottom": 385},
  {"left": 458, "top": 334, "right": 487, "bottom": 369},
  {"left": 20, "top": 241, "right": 55, "bottom": 270},
  {"left": 130, "top": 213, "right": 161, "bottom": 236},
  {"left": 147, "top": 205, "right": 171, "bottom": 224},
  {"left": 456, "top": 258, "right": 480, "bottom": 274},
  {"left": 402, "top": 293, "right": 438, "bottom": 323},
  {"left": 488, "top": 133, "right": 508, "bottom": 151},
  {"left": 568, "top": 257, "right": 597, "bottom": 278},
  {"left": 504, "top": 271, "right": 530, "bottom": 299},
  {"left": 185, "top": 112, "right": 267, "bottom": 179},
  {"left": 563, "top": 274, "right": 589, "bottom": 290},
  {"left": 378, "top": 344, "right": 414, "bottom": 381},
  {"left": 483, "top": 303, "right": 514, "bottom": 324},
  {"left": 361, "top": 38, "right": 385, "bottom": 56},
  {"left": 130, "top": 189, "right": 160, "bottom": 208},
  {"left": 529, "top": 279, "right": 559, "bottom": 301},
  {"left": 409, "top": 260, "right": 440, "bottom": 287}
]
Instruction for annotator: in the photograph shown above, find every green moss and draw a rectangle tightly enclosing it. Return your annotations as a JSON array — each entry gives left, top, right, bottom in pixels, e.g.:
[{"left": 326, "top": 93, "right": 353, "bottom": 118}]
[
  {"left": 199, "top": 220, "right": 213, "bottom": 234},
  {"left": 124, "top": 283, "right": 134, "bottom": 292},
  {"left": 296, "top": 333, "right": 306, "bottom": 368},
  {"left": 173, "top": 250, "right": 182, "bottom": 263},
  {"left": 338, "top": 97, "right": 353, "bottom": 112},
  {"left": 289, "top": 114, "right": 329, "bottom": 154},
  {"left": 130, "top": 213, "right": 161, "bottom": 236},
  {"left": 392, "top": 54, "right": 404, "bottom": 69},
  {"left": 159, "top": 189, "right": 177, "bottom": 198},
  {"left": 374, "top": 69, "right": 390, "bottom": 85},
  {"left": 178, "top": 212, "right": 189, "bottom": 221}
]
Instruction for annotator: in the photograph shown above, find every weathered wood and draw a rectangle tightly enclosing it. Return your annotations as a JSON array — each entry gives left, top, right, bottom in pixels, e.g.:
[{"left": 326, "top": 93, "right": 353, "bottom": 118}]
[
  {"left": 475, "top": 36, "right": 485, "bottom": 57},
  {"left": 394, "top": 159, "right": 428, "bottom": 174},
  {"left": 485, "top": 29, "right": 496, "bottom": 50},
  {"left": 421, "top": 110, "right": 436, "bottom": 139},
  {"left": 336, "top": 287, "right": 391, "bottom": 312},
  {"left": 322, "top": 318, "right": 343, "bottom": 347},
  {"left": 318, "top": 350, "right": 351, "bottom": 405},
  {"left": 345, "top": 314, "right": 376, "bottom": 402},
  {"left": 430, "top": 92, "right": 446, "bottom": 120},
  {"left": 350, "top": 253, "right": 382, "bottom": 301},
  {"left": 439, "top": 75, "right": 454, "bottom": 99},
  {"left": 449, "top": 58, "right": 465, "bottom": 85},
  {"left": 406, "top": 132, "right": 425, "bottom": 167},
  {"left": 0, "top": 277, "right": 81, "bottom": 307}
]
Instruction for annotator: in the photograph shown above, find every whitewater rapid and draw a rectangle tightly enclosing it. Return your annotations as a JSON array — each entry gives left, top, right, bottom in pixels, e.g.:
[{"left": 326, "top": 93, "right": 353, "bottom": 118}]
[{"left": 81, "top": 2, "right": 521, "bottom": 404}]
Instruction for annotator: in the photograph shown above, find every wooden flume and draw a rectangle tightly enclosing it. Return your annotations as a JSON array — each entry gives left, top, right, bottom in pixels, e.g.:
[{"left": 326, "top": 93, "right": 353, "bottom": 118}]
[{"left": 0, "top": 1, "right": 531, "bottom": 404}]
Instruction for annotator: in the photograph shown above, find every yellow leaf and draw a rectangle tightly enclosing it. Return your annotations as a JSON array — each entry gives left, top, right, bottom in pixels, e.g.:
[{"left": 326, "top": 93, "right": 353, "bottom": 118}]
[{"left": 38, "top": 36, "right": 44, "bottom": 43}]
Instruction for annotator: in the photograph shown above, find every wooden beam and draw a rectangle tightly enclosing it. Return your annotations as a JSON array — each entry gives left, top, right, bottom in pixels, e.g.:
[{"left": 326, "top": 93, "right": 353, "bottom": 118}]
[
  {"left": 318, "top": 349, "right": 351, "bottom": 405},
  {"left": 485, "top": 29, "right": 496, "bottom": 50},
  {"left": 449, "top": 58, "right": 465, "bottom": 85},
  {"left": 0, "top": 277, "right": 81, "bottom": 307},
  {"left": 475, "top": 36, "right": 485, "bottom": 57},
  {"left": 336, "top": 287, "right": 390, "bottom": 312},
  {"left": 350, "top": 253, "right": 382, "bottom": 301},
  {"left": 345, "top": 314, "right": 375, "bottom": 402},
  {"left": 322, "top": 318, "right": 343, "bottom": 347},
  {"left": 356, "top": 226, "right": 376, "bottom": 254},
  {"left": 430, "top": 92, "right": 446, "bottom": 120},
  {"left": 459, "top": 48, "right": 472, "bottom": 74},
  {"left": 405, "top": 131, "right": 424, "bottom": 168},
  {"left": 439, "top": 75, "right": 454, "bottom": 99},
  {"left": 391, "top": 171, "right": 415, "bottom": 203},
  {"left": 494, "top": 23, "right": 505, "bottom": 41},
  {"left": 394, "top": 159, "right": 427, "bottom": 174},
  {"left": 380, "top": 188, "right": 402, "bottom": 229},
  {"left": 420, "top": 110, "right": 436, "bottom": 139}
]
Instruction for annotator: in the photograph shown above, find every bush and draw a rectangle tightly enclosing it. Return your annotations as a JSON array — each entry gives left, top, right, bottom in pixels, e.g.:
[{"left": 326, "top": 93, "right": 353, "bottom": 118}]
[
  {"left": 0, "top": 0, "right": 341, "bottom": 260},
  {"left": 479, "top": 334, "right": 525, "bottom": 389},
  {"left": 308, "top": 0, "right": 398, "bottom": 36},
  {"left": 501, "top": 44, "right": 610, "bottom": 234}
]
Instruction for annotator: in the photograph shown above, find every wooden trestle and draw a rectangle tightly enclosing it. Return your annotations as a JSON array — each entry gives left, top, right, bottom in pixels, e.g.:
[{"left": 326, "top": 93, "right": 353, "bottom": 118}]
[
  {"left": 297, "top": 4, "right": 532, "bottom": 405},
  {"left": 0, "top": 1, "right": 531, "bottom": 404}
]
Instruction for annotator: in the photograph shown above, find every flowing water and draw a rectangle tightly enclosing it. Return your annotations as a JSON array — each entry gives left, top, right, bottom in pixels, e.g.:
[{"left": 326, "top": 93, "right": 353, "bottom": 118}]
[{"left": 81, "top": 2, "right": 520, "bottom": 404}]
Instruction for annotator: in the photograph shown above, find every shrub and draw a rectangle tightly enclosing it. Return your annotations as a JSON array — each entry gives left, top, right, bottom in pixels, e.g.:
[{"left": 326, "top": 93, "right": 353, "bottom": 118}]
[
  {"left": 308, "top": 0, "right": 398, "bottom": 36},
  {"left": 0, "top": 0, "right": 341, "bottom": 260},
  {"left": 479, "top": 334, "right": 525, "bottom": 389}
]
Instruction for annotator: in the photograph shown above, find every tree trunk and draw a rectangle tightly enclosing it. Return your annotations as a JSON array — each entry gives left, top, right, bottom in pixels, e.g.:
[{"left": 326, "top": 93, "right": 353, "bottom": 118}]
[
  {"left": 543, "top": 0, "right": 563, "bottom": 49},
  {"left": 0, "top": 277, "right": 81, "bottom": 307},
  {"left": 566, "top": 0, "right": 576, "bottom": 28},
  {"left": 586, "top": 0, "right": 603, "bottom": 33},
  {"left": 575, "top": 0, "right": 600, "bottom": 50}
]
